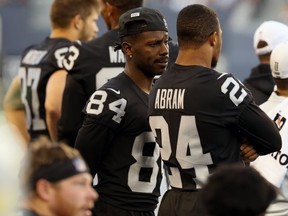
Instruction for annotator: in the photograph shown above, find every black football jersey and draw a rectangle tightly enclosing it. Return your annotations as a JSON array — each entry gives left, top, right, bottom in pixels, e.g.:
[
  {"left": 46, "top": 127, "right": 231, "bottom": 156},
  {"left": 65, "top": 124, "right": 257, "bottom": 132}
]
[
  {"left": 75, "top": 72, "right": 162, "bottom": 211},
  {"left": 148, "top": 64, "right": 281, "bottom": 190},
  {"left": 18, "top": 37, "right": 72, "bottom": 140},
  {"left": 58, "top": 29, "right": 125, "bottom": 146}
]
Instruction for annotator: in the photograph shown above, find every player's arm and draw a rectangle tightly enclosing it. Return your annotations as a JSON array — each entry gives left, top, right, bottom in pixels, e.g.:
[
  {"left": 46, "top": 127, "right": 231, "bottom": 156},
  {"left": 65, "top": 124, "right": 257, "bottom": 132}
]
[
  {"left": 3, "top": 76, "right": 30, "bottom": 144},
  {"left": 219, "top": 74, "right": 281, "bottom": 155},
  {"left": 75, "top": 88, "right": 126, "bottom": 176},
  {"left": 57, "top": 73, "right": 87, "bottom": 146},
  {"left": 239, "top": 103, "right": 282, "bottom": 155},
  {"left": 75, "top": 118, "right": 116, "bottom": 176},
  {"left": 45, "top": 69, "right": 67, "bottom": 141}
]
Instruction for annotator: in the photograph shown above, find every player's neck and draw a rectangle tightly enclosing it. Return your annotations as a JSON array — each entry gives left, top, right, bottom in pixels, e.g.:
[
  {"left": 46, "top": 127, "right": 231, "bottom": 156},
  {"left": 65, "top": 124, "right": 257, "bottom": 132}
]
[
  {"left": 175, "top": 46, "right": 212, "bottom": 68},
  {"left": 124, "top": 67, "right": 153, "bottom": 94},
  {"left": 276, "top": 89, "right": 288, "bottom": 97},
  {"left": 50, "top": 28, "right": 77, "bottom": 42},
  {"left": 23, "top": 198, "right": 53, "bottom": 216}
]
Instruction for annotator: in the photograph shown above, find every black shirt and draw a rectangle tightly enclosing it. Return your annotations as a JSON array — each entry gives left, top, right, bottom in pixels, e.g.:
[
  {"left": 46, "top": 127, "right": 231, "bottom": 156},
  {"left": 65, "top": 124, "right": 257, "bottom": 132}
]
[
  {"left": 75, "top": 72, "right": 162, "bottom": 211},
  {"left": 148, "top": 64, "right": 281, "bottom": 190},
  {"left": 243, "top": 64, "right": 275, "bottom": 105},
  {"left": 58, "top": 29, "right": 125, "bottom": 147},
  {"left": 58, "top": 29, "right": 178, "bottom": 147},
  {"left": 18, "top": 37, "right": 72, "bottom": 140}
]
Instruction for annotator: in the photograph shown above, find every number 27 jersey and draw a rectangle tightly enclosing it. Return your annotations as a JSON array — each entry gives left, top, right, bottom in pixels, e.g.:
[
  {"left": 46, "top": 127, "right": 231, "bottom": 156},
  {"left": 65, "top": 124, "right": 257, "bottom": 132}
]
[{"left": 19, "top": 37, "right": 71, "bottom": 139}]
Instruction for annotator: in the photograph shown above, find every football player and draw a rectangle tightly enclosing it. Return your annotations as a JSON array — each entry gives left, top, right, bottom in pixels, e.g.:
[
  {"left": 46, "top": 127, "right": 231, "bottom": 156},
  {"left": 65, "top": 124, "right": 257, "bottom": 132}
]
[{"left": 3, "top": 0, "right": 100, "bottom": 144}]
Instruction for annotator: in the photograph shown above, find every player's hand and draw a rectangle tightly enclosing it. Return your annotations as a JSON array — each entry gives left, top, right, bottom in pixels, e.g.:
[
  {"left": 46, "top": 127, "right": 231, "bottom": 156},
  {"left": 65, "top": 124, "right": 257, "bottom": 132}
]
[{"left": 240, "top": 143, "right": 259, "bottom": 164}]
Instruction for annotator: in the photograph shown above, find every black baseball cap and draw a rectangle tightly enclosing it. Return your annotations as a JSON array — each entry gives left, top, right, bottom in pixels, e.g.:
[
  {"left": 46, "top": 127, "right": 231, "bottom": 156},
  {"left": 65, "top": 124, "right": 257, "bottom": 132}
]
[{"left": 118, "top": 7, "right": 168, "bottom": 38}]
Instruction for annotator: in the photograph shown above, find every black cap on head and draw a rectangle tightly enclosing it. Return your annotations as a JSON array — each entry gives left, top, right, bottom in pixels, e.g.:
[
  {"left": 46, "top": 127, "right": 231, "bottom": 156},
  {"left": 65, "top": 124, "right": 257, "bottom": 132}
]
[{"left": 118, "top": 7, "right": 168, "bottom": 38}]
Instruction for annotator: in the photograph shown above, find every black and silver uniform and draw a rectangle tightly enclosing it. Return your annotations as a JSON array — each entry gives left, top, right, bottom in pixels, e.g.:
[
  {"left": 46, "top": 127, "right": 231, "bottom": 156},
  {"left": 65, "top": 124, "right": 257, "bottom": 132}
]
[
  {"left": 148, "top": 64, "right": 281, "bottom": 190},
  {"left": 19, "top": 37, "right": 71, "bottom": 140},
  {"left": 58, "top": 29, "right": 178, "bottom": 147},
  {"left": 58, "top": 29, "right": 125, "bottom": 146},
  {"left": 75, "top": 72, "right": 162, "bottom": 211}
]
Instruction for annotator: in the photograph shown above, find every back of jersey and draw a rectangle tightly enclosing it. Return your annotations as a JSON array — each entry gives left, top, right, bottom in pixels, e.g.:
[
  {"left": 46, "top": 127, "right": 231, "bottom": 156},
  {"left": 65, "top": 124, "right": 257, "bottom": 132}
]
[
  {"left": 19, "top": 37, "right": 71, "bottom": 140},
  {"left": 149, "top": 64, "right": 254, "bottom": 190}
]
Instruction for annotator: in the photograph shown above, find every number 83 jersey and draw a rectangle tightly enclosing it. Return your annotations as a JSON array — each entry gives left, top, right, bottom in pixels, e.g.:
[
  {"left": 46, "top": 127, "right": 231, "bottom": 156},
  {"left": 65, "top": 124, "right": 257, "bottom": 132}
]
[
  {"left": 75, "top": 72, "right": 162, "bottom": 211},
  {"left": 148, "top": 64, "right": 281, "bottom": 191},
  {"left": 18, "top": 37, "right": 72, "bottom": 140}
]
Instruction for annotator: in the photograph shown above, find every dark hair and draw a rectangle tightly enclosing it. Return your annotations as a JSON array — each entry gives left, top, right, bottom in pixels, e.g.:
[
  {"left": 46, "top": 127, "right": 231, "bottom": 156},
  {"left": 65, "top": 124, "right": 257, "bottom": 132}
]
[
  {"left": 177, "top": 4, "right": 219, "bottom": 48},
  {"left": 50, "top": 0, "right": 100, "bottom": 29},
  {"left": 257, "top": 40, "right": 271, "bottom": 59},
  {"left": 199, "top": 164, "right": 276, "bottom": 216},
  {"left": 104, "top": 0, "right": 143, "bottom": 13}
]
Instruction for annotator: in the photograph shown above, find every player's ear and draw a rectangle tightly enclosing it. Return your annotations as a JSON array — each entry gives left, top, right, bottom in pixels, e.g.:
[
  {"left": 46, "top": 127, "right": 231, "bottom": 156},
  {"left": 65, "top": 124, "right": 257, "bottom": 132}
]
[
  {"left": 36, "top": 179, "right": 55, "bottom": 201},
  {"left": 121, "top": 41, "right": 133, "bottom": 57},
  {"left": 73, "top": 14, "right": 83, "bottom": 30},
  {"left": 105, "top": 1, "right": 114, "bottom": 17},
  {"left": 208, "top": 32, "right": 217, "bottom": 47}
]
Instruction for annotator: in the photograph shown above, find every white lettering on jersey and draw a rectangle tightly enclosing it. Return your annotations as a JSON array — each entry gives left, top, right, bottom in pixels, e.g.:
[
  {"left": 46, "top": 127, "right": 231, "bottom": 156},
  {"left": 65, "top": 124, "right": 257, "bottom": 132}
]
[
  {"left": 149, "top": 115, "right": 213, "bottom": 189},
  {"left": 155, "top": 89, "right": 185, "bottom": 109},
  {"left": 221, "top": 77, "right": 247, "bottom": 106},
  {"left": 128, "top": 132, "right": 159, "bottom": 193},
  {"left": 108, "top": 46, "right": 125, "bottom": 63},
  {"left": 22, "top": 50, "right": 47, "bottom": 65},
  {"left": 19, "top": 67, "right": 46, "bottom": 130},
  {"left": 54, "top": 47, "right": 69, "bottom": 68},
  {"left": 86, "top": 90, "right": 127, "bottom": 124}
]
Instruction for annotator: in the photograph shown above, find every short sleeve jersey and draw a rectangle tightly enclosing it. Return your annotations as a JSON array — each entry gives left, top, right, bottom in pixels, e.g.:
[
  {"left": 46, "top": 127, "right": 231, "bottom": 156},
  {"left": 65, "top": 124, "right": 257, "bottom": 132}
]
[
  {"left": 75, "top": 73, "right": 162, "bottom": 211},
  {"left": 58, "top": 29, "right": 125, "bottom": 146},
  {"left": 148, "top": 64, "right": 281, "bottom": 190},
  {"left": 18, "top": 37, "right": 71, "bottom": 140}
]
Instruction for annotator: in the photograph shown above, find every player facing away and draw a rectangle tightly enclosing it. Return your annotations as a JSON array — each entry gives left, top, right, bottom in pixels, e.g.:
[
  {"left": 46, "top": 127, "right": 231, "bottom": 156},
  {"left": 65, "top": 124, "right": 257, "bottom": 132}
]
[
  {"left": 75, "top": 7, "right": 170, "bottom": 216},
  {"left": 57, "top": 0, "right": 144, "bottom": 147},
  {"left": 251, "top": 42, "right": 288, "bottom": 215},
  {"left": 3, "top": 0, "right": 100, "bottom": 144},
  {"left": 243, "top": 21, "right": 288, "bottom": 105},
  {"left": 148, "top": 4, "right": 282, "bottom": 216}
]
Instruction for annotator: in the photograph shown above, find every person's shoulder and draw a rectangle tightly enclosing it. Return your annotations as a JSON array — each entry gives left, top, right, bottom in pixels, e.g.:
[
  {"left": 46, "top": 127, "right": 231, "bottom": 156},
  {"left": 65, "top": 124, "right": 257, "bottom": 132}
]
[
  {"left": 98, "top": 72, "right": 145, "bottom": 102},
  {"left": 215, "top": 71, "right": 241, "bottom": 82},
  {"left": 100, "top": 72, "right": 126, "bottom": 92},
  {"left": 211, "top": 71, "right": 255, "bottom": 106},
  {"left": 31, "top": 37, "right": 72, "bottom": 59},
  {"left": 86, "top": 29, "right": 119, "bottom": 47},
  {"left": 20, "top": 38, "right": 68, "bottom": 66},
  {"left": 17, "top": 208, "right": 40, "bottom": 216},
  {"left": 37, "top": 37, "right": 72, "bottom": 53}
]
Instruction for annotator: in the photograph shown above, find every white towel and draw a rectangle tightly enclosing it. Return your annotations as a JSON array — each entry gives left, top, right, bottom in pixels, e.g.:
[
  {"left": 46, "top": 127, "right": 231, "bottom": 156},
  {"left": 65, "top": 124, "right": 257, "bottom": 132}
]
[{"left": 251, "top": 98, "right": 288, "bottom": 188}]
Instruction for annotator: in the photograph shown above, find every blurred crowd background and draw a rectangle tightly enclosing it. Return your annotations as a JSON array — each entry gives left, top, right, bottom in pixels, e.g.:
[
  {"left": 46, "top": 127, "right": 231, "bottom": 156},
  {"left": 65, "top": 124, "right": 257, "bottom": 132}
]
[{"left": 0, "top": 0, "right": 288, "bottom": 110}]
